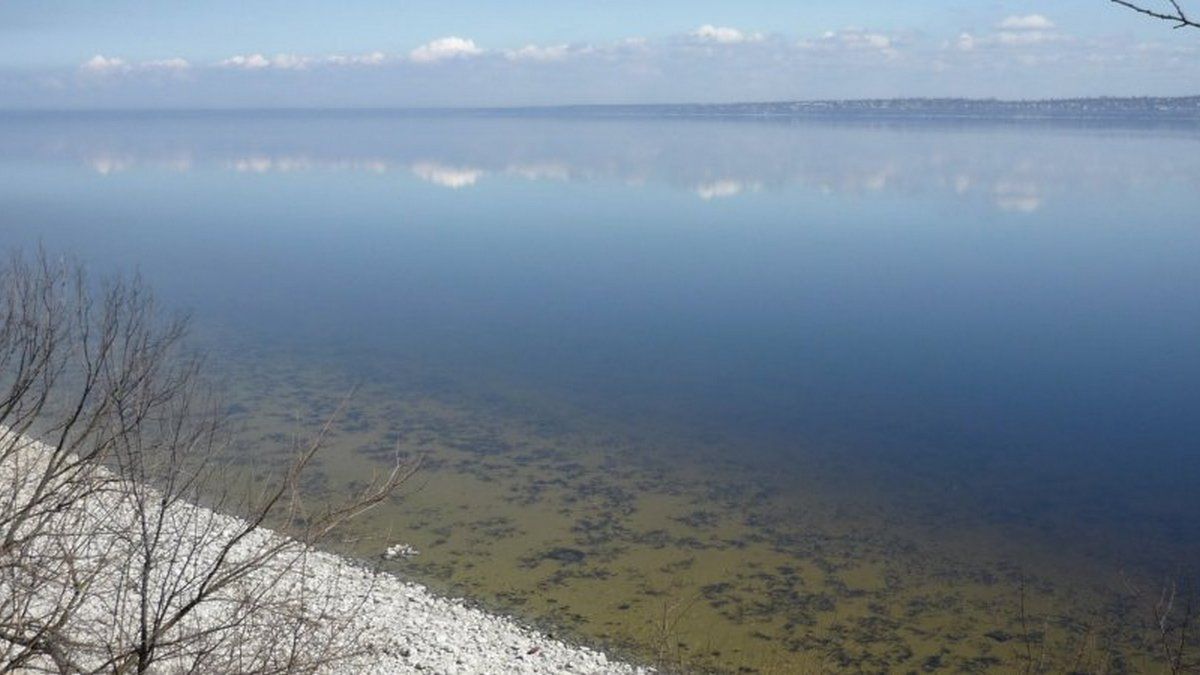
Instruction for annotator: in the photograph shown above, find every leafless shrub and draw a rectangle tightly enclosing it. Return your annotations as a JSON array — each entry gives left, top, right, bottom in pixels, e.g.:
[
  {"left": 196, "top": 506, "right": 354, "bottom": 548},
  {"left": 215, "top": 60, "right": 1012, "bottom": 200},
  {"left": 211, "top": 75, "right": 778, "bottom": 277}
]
[
  {"left": 1121, "top": 573, "right": 1198, "bottom": 674},
  {"left": 0, "top": 250, "right": 418, "bottom": 673},
  {"left": 646, "top": 588, "right": 700, "bottom": 672}
]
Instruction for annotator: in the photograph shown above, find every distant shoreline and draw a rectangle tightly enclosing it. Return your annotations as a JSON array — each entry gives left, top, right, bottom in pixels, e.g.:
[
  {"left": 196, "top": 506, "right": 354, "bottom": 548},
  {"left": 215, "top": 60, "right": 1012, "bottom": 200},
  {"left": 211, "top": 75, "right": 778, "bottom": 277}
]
[{"left": 1, "top": 95, "right": 1199, "bottom": 122}]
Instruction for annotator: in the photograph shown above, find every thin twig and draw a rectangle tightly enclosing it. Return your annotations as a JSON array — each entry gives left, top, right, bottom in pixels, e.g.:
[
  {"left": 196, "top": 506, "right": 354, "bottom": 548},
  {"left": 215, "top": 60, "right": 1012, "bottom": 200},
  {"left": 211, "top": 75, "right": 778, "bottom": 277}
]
[{"left": 1108, "top": 0, "right": 1200, "bottom": 29}]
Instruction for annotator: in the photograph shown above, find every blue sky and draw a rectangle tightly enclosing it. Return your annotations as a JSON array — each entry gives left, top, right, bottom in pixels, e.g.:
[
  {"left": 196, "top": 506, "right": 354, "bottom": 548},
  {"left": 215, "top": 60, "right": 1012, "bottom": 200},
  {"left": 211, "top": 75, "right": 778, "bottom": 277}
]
[{"left": 1, "top": 1, "right": 1197, "bottom": 107}]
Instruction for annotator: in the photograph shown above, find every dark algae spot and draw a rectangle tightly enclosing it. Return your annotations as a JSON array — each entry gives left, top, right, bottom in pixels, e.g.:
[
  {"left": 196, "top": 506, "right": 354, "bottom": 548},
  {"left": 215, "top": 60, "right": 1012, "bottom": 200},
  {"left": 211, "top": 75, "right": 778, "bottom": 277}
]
[{"left": 543, "top": 547, "right": 587, "bottom": 564}]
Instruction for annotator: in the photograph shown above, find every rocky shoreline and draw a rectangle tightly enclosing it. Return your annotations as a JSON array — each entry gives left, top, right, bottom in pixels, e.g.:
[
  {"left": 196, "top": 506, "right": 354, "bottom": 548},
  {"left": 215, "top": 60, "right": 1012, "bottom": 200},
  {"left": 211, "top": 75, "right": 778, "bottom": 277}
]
[
  {"left": 255, "top": 546, "right": 649, "bottom": 674},
  {"left": 0, "top": 428, "right": 650, "bottom": 674}
]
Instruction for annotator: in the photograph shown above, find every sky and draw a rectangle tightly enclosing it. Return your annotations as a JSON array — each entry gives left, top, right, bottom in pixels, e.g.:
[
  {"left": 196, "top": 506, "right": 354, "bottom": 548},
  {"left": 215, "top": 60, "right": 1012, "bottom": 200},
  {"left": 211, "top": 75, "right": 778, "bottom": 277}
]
[{"left": 1, "top": 0, "right": 1198, "bottom": 108}]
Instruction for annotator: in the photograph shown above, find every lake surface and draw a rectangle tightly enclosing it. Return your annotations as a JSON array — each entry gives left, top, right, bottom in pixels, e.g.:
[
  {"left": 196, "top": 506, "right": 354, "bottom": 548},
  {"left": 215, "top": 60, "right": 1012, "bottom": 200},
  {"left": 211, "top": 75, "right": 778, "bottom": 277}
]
[{"left": 2, "top": 111, "right": 1198, "bottom": 672}]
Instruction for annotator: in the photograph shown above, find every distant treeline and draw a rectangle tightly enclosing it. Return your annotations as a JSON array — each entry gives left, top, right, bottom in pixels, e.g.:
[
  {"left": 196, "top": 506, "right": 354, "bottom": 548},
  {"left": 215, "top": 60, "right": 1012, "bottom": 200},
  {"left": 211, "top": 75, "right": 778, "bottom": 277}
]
[
  {"left": 5, "top": 96, "right": 1199, "bottom": 122},
  {"left": 483, "top": 96, "right": 1200, "bottom": 121}
]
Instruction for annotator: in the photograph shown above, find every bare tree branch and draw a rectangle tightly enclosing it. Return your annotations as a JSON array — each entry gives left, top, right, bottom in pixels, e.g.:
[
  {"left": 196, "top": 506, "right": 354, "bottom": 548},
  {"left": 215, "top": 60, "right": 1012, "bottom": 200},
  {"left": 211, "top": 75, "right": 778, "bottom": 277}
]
[
  {"left": 1109, "top": 0, "right": 1200, "bottom": 29},
  {"left": 0, "top": 249, "right": 419, "bottom": 674},
  {"left": 1120, "top": 571, "right": 1199, "bottom": 674}
]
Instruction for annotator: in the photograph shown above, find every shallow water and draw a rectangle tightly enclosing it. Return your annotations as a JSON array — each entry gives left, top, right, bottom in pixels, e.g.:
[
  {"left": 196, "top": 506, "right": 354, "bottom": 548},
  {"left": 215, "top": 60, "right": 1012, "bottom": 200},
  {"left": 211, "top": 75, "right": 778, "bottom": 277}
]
[{"left": 2, "top": 112, "right": 1198, "bottom": 672}]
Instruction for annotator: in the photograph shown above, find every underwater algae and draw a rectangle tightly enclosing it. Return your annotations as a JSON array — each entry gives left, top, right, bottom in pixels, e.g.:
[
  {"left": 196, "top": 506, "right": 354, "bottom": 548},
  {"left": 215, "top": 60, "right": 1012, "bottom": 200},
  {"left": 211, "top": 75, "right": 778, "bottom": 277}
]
[{"left": 215, "top": 351, "right": 1190, "bottom": 674}]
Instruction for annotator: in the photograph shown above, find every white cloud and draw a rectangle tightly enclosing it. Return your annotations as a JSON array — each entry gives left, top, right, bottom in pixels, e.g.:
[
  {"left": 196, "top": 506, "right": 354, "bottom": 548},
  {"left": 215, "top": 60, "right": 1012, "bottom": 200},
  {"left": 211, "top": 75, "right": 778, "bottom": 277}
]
[
  {"left": 67, "top": 18, "right": 1186, "bottom": 102},
  {"left": 802, "top": 29, "right": 900, "bottom": 59},
  {"left": 223, "top": 53, "right": 310, "bottom": 70},
  {"left": 692, "top": 25, "right": 764, "bottom": 45},
  {"left": 325, "top": 51, "right": 387, "bottom": 66},
  {"left": 142, "top": 57, "right": 191, "bottom": 71},
  {"left": 219, "top": 52, "right": 389, "bottom": 70},
  {"left": 411, "top": 162, "right": 485, "bottom": 188},
  {"left": 409, "top": 37, "right": 483, "bottom": 63},
  {"left": 81, "top": 55, "right": 130, "bottom": 74},
  {"left": 999, "top": 15, "right": 1056, "bottom": 31},
  {"left": 269, "top": 54, "right": 313, "bottom": 70},
  {"left": 830, "top": 30, "right": 892, "bottom": 50},
  {"left": 504, "top": 44, "right": 571, "bottom": 62},
  {"left": 995, "top": 30, "right": 1063, "bottom": 46},
  {"left": 80, "top": 54, "right": 191, "bottom": 77},
  {"left": 950, "top": 15, "right": 1066, "bottom": 52},
  {"left": 219, "top": 54, "right": 272, "bottom": 70}
]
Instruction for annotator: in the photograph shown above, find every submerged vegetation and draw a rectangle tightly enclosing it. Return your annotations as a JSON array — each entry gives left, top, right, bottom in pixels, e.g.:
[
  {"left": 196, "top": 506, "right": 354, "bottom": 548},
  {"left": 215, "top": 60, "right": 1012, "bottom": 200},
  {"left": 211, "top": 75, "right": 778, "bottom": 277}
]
[{"left": 215, "top": 344, "right": 1199, "bottom": 674}]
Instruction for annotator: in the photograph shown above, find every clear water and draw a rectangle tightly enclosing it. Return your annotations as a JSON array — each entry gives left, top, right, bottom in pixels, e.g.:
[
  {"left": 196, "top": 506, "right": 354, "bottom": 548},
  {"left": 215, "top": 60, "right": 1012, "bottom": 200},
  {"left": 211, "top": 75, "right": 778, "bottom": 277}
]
[{"left": 1, "top": 112, "right": 1198, "bottom": 672}]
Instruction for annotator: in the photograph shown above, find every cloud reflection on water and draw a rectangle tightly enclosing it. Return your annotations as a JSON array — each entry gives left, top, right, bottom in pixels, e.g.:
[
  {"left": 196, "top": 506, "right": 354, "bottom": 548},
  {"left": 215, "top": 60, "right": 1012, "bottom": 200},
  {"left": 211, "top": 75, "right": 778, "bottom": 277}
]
[
  {"left": 5, "top": 114, "right": 1199, "bottom": 214},
  {"left": 410, "top": 161, "right": 485, "bottom": 188}
]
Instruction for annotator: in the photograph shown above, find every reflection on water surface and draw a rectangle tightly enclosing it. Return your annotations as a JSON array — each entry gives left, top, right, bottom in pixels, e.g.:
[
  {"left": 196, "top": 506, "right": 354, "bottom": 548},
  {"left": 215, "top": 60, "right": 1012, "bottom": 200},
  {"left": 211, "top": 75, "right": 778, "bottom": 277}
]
[{"left": 1, "top": 112, "right": 1198, "bottom": 672}]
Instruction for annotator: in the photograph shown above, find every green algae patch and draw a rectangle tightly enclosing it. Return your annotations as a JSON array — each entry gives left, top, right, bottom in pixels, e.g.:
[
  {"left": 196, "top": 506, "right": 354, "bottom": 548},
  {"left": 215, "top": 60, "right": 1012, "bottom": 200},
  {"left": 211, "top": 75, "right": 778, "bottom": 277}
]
[{"left": 212, "top": 352, "right": 1192, "bottom": 674}]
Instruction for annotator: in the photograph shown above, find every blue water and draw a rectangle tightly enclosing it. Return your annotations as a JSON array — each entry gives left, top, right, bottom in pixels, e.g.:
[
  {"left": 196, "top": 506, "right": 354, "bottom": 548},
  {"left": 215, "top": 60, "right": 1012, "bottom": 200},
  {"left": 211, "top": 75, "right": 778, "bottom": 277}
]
[{"left": 2, "top": 112, "right": 1198, "bottom": 571}]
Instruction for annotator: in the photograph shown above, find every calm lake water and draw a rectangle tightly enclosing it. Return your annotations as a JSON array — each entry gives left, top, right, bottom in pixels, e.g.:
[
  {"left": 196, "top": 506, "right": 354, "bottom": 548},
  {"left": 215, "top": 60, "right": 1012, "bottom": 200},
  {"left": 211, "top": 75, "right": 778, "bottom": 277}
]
[{"left": 2, "top": 112, "right": 1198, "bottom": 672}]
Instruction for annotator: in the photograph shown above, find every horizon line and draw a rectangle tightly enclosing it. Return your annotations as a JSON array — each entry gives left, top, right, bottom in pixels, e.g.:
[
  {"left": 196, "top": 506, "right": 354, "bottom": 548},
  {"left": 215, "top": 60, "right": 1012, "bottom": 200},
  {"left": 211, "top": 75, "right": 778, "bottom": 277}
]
[{"left": 1, "top": 93, "right": 1199, "bottom": 116}]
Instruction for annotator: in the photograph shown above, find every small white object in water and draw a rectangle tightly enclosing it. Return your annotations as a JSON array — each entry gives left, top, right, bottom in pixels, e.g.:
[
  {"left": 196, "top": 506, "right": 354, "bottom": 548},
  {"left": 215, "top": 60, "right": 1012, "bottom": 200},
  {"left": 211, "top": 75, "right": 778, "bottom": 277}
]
[{"left": 383, "top": 543, "right": 420, "bottom": 560}]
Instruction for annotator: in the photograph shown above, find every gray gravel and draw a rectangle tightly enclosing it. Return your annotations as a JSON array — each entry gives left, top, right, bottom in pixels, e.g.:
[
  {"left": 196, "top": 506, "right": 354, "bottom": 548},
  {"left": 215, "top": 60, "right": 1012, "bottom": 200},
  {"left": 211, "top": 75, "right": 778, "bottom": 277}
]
[
  {"left": 268, "top": 547, "right": 649, "bottom": 675},
  {"left": 1, "top": 428, "right": 651, "bottom": 674}
]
